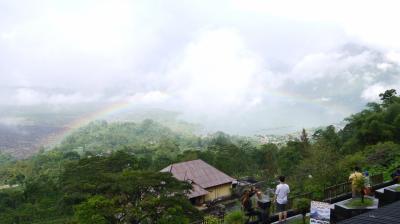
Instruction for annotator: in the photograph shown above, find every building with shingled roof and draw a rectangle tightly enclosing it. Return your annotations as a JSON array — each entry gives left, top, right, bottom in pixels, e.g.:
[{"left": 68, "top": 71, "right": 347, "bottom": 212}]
[{"left": 161, "top": 159, "right": 236, "bottom": 205}]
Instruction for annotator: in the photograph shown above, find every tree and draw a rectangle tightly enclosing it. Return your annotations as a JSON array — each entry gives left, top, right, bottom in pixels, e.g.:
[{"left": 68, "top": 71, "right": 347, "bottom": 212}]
[
  {"left": 312, "top": 126, "right": 341, "bottom": 150},
  {"left": 277, "top": 140, "right": 304, "bottom": 176},
  {"left": 300, "top": 129, "right": 309, "bottom": 145},
  {"left": 61, "top": 151, "right": 200, "bottom": 224},
  {"left": 74, "top": 196, "right": 115, "bottom": 224},
  {"left": 293, "top": 142, "right": 342, "bottom": 195},
  {"left": 300, "top": 129, "right": 311, "bottom": 157},
  {"left": 365, "top": 142, "right": 400, "bottom": 167},
  {"left": 253, "top": 144, "right": 279, "bottom": 178},
  {"left": 379, "top": 89, "right": 397, "bottom": 106},
  {"left": 111, "top": 170, "right": 200, "bottom": 224}
]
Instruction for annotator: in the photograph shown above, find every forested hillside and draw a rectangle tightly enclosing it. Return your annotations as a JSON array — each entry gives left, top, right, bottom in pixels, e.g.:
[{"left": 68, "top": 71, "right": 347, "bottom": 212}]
[{"left": 0, "top": 90, "right": 399, "bottom": 223}]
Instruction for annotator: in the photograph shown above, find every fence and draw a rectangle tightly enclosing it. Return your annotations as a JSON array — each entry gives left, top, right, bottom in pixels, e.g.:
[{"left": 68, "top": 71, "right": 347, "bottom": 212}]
[
  {"left": 323, "top": 173, "right": 384, "bottom": 200},
  {"left": 323, "top": 181, "right": 351, "bottom": 200}
]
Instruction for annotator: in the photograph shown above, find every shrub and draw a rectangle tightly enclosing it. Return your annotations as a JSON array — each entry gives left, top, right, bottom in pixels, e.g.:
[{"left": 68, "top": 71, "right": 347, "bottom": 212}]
[
  {"left": 224, "top": 211, "right": 245, "bottom": 224},
  {"left": 293, "top": 198, "right": 311, "bottom": 224},
  {"left": 204, "top": 215, "right": 221, "bottom": 224}
]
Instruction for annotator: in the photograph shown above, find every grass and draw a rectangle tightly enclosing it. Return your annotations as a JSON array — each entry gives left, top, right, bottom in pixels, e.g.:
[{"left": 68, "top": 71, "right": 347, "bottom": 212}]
[
  {"left": 345, "top": 198, "right": 374, "bottom": 208},
  {"left": 394, "top": 186, "right": 400, "bottom": 192}
]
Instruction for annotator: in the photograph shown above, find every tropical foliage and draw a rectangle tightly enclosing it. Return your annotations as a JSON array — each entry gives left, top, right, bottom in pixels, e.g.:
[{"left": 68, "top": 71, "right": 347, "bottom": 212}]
[{"left": 0, "top": 89, "right": 400, "bottom": 223}]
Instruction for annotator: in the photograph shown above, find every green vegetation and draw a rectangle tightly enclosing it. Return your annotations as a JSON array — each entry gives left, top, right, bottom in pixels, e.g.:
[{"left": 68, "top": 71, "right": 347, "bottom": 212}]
[
  {"left": 0, "top": 151, "right": 201, "bottom": 223},
  {"left": 0, "top": 89, "right": 400, "bottom": 222},
  {"left": 394, "top": 186, "right": 400, "bottom": 192},
  {"left": 204, "top": 215, "right": 221, "bottom": 224},
  {"left": 289, "top": 217, "right": 310, "bottom": 224},
  {"left": 293, "top": 198, "right": 311, "bottom": 224},
  {"left": 224, "top": 211, "right": 245, "bottom": 224},
  {"left": 345, "top": 198, "right": 374, "bottom": 208},
  {"left": 290, "top": 89, "right": 400, "bottom": 196}
]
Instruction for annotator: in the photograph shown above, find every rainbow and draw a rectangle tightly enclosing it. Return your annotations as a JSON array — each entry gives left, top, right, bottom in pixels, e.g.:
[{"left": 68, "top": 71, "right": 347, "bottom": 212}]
[
  {"left": 41, "top": 99, "right": 134, "bottom": 147},
  {"left": 40, "top": 89, "right": 354, "bottom": 147},
  {"left": 268, "top": 89, "right": 354, "bottom": 116}
]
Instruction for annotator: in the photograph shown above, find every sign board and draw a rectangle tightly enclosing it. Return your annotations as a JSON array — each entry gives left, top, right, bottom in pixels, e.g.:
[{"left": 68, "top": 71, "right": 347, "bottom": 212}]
[{"left": 310, "top": 201, "right": 332, "bottom": 224}]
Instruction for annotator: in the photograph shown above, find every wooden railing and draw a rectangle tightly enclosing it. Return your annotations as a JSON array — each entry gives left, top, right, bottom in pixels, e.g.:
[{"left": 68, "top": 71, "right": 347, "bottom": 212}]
[
  {"left": 323, "top": 181, "right": 351, "bottom": 200},
  {"left": 370, "top": 173, "right": 384, "bottom": 186}
]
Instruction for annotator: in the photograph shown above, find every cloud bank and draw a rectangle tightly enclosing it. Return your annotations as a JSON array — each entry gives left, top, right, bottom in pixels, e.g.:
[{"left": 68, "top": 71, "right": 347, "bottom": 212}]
[{"left": 1, "top": 0, "right": 400, "bottom": 134}]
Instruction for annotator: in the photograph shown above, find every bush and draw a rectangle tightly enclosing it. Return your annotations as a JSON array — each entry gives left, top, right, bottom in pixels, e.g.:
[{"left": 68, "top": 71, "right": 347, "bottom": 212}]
[
  {"left": 365, "top": 142, "right": 400, "bottom": 167},
  {"left": 293, "top": 198, "right": 311, "bottom": 214},
  {"left": 224, "top": 211, "right": 245, "bottom": 224},
  {"left": 204, "top": 215, "right": 221, "bottom": 224},
  {"left": 293, "top": 198, "right": 311, "bottom": 224},
  {"left": 339, "top": 153, "right": 366, "bottom": 174}
]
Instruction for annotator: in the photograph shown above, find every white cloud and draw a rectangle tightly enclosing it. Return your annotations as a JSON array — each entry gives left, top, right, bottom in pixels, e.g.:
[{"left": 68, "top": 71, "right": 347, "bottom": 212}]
[
  {"left": 377, "top": 63, "right": 393, "bottom": 71},
  {"left": 232, "top": 0, "right": 400, "bottom": 49},
  {"left": 386, "top": 51, "right": 400, "bottom": 64},
  {"left": 290, "top": 51, "right": 373, "bottom": 82},
  {"left": 15, "top": 88, "right": 43, "bottom": 105},
  {"left": 319, "top": 97, "right": 331, "bottom": 102},
  {"left": 13, "top": 88, "right": 101, "bottom": 105},
  {"left": 361, "top": 83, "right": 398, "bottom": 102},
  {"left": 165, "top": 28, "right": 268, "bottom": 116},
  {"left": 126, "top": 91, "right": 170, "bottom": 105},
  {"left": 1, "top": 31, "right": 16, "bottom": 40},
  {"left": 2, "top": 0, "right": 400, "bottom": 134}
]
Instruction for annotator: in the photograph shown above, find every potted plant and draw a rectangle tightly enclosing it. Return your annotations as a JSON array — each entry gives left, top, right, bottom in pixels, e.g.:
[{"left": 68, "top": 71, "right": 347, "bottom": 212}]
[{"left": 352, "top": 174, "right": 365, "bottom": 202}]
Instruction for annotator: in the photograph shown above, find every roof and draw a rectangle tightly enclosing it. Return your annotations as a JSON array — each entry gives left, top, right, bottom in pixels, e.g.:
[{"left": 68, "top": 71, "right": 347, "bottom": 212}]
[
  {"left": 339, "top": 200, "right": 400, "bottom": 224},
  {"left": 161, "top": 159, "right": 235, "bottom": 198},
  {"left": 189, "top": 183, "right": 209, "bottom": 198}
]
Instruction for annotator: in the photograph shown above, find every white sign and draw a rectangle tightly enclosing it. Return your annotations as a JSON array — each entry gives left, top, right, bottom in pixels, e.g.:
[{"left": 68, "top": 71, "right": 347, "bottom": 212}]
[{"left": 310, "top": 201, "right": 332, "bottom": 224}]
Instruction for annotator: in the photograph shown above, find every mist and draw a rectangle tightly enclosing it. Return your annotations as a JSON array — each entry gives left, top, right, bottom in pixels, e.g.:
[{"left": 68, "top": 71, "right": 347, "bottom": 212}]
[{"left": 1, "top": 0, "right": 400, "bottom": 135}]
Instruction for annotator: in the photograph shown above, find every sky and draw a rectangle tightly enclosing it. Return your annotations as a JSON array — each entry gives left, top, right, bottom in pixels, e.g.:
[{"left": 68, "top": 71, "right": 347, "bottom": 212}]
[{"left": 1, "top": 0, "right": 400, "bottom": 134}]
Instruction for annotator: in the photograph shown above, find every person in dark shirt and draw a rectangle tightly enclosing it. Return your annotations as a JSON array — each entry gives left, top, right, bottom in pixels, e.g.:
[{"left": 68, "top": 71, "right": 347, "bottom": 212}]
[
  {"left": 391, "top": 167, "right": 400, "bottom": 183},
  {"left": 241, "top": 188, "right": 262, "bottom": 222},
  {"left": 241, "top": 190, "right": 252, "bottom": 211}
]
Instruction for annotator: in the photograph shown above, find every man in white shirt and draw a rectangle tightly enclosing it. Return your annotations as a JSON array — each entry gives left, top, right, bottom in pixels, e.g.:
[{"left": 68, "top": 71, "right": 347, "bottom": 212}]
[{"left": 273, "top": 176, "right": 290, "bottom": 223}]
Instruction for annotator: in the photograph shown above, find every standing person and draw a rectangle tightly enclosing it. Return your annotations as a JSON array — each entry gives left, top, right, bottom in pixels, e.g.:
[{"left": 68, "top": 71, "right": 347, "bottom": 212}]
[
  {"left": 273, "top": 176, "right": 290, "bottom": 223},
  {"left": 241, "top": 189, "right": 261, "bottom": 222},
  {"left": 349, "top": 166, "right": 363, "bottom": 198}
]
